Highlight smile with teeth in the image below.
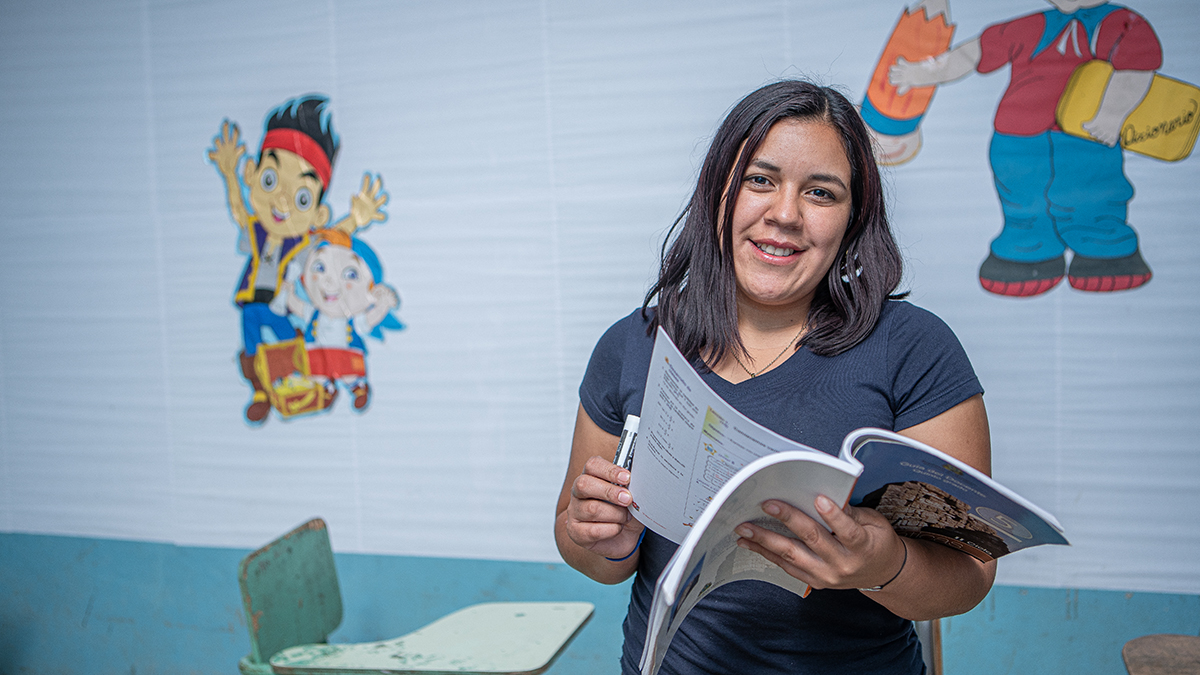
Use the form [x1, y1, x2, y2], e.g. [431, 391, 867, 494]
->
[755, 241, 796, 257]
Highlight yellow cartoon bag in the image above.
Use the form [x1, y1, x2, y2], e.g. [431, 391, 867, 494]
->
[253, 338, 332, 418]
[1057, 60, 1200, 162]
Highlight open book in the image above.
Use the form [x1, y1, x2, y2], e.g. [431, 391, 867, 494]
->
[630, 327, 1069, 675]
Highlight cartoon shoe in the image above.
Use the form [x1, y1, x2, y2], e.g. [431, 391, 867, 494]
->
[978, 253, 1066, 297]
[245, 391, 271, 423]
[1067, 250, 1152, 292]
[239, 352, 271, 423]
[351, 381, 370, 411]
[321, 381, 339, 410]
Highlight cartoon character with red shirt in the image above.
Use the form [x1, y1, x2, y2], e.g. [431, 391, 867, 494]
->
[888, 0, 1162, 296]
[208, 95, 387, 423]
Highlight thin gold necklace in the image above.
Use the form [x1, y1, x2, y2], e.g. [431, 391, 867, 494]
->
[732, 324, 806, 378]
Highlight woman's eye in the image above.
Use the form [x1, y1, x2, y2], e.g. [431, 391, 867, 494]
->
[260, 168, 278, 191]
[810, 188, 834, 200]
[295, 187, 313, 211]
[745, 175, 770, 187]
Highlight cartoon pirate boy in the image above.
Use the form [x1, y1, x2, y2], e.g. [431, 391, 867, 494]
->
[208, 95, 387, 423]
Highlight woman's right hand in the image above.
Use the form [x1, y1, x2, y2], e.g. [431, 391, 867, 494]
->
[564, 456, 644, 559]
[555, 405, 644, 583]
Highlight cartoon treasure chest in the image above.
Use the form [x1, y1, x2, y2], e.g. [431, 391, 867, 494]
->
[253, 338, 332, 418]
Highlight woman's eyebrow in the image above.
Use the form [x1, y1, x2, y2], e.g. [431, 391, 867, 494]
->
[749, 159, 780, 172]
[810, 173, 848, 189]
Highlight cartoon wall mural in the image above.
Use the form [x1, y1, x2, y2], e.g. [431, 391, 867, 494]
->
[863, 0, 1199, 297]
[207, 95, 399, 424]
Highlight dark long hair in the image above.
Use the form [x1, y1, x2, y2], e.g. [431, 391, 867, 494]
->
[643, 80, 905, 364]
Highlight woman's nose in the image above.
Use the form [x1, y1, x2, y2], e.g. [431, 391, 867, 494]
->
[767, 191, 801, 227]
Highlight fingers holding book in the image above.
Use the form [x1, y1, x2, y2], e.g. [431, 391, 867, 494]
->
[734, 495, 908, 592]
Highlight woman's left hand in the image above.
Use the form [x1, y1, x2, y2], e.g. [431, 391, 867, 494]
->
[735, 495, 907, 591]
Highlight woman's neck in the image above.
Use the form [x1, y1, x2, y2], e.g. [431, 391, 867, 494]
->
[708, 296, 810, 383]
[735, 294, 810, 340]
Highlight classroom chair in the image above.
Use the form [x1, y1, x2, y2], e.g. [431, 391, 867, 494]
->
[1122, 633, 1200, 675]
[238, 518, 594, 675]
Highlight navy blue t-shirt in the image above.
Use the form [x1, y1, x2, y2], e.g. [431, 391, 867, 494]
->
[579, 301, 983, 675]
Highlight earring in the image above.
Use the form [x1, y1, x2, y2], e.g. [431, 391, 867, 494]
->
[840, 252, 863, 283]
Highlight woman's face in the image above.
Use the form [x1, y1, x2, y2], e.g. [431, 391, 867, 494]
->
[728, 118, 853, 316]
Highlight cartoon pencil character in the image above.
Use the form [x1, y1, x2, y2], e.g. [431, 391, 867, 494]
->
[208, 95, 387, 423]
[887, 0, 1162, 296]
[282, 230, 401, 412]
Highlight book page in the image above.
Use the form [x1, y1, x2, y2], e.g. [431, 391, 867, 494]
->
[639, 451, 861, 675]
[629, 327, 828, 543]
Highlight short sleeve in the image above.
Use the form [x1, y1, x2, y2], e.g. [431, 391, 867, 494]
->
[885, 304, 984, 431]
[1101, 10, 1162, 71]
[579, 315, 633, 436]
[977, 15, 1039, 74]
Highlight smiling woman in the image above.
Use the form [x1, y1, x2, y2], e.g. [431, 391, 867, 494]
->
[722, 119, 853, 380]
[555, 80, 994, 675]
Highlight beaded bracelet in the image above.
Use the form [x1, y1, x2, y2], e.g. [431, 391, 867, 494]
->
[605, 529, 646, 562]
[859, 538, 908, 592]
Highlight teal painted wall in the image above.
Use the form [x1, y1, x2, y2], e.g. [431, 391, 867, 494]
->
[2, 532, 1198, 675]
[943, 586, 1200, 675]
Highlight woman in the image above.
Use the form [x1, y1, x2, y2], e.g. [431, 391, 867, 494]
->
[555, 80, 993, 674]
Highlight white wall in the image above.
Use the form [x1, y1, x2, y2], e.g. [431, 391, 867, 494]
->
[1, 0, 1197, 594]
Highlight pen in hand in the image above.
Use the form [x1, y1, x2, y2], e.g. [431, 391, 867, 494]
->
[615, 414, 640, 472]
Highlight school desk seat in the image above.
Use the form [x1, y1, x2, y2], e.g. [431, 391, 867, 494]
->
[1122, 633, 1200, 675]
[238, 518, 594, 675]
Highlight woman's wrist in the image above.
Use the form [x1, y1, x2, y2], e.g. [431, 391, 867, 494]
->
[605, 529, 645, 562]
[859, 537, 908, 592]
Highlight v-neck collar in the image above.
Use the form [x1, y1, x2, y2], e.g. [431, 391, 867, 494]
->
[702, 344, 809, 392]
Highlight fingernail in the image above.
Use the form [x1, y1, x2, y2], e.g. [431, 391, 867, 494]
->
[618, 471, 631, 484]
[816, 496, 835, 512]
[736, 526, 754, 539]
[617, 491, 631, 505]
[764, 502, 781, 516]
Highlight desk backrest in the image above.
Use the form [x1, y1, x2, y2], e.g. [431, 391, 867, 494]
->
[238, 518, 344, 664]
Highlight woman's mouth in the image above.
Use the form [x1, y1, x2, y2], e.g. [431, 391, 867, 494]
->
[755, 241, 796, 257]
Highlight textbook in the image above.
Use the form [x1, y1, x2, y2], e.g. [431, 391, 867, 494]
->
[629, 328, 1069, 675]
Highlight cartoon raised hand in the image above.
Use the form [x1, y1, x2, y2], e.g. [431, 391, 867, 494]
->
[362, 283, 400, 332]
[208, 121, 246, 179]
[371, 283, 399, 311]
[335, 173, 389, 234]
[208, 120, 251, 228]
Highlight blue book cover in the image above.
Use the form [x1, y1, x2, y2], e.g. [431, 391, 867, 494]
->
[846, 430, 1069, 562]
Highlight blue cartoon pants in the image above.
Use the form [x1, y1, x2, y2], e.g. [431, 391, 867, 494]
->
[241, 302, 295, 355]
[988, 131, 1138, 263]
